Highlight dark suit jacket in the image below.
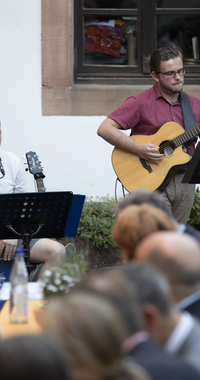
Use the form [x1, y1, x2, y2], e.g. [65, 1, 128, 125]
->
[128, 339, 200, 380]
[184, 299, 200, 320]
[185, 224, 200, 243]
[174, 224, 200, 320]
[175, 291, 200, 320]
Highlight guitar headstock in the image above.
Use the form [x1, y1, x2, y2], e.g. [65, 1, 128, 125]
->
[25, 151, 45, 180]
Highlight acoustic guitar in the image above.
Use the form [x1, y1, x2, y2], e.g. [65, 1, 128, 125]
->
[25, 151, 46, 193]
[25, 151, 46, 280]
[112, 121, 200, 193]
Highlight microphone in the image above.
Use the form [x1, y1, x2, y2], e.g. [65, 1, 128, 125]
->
[0, 157, 5, 177]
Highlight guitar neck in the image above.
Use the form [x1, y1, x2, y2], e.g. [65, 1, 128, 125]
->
[172, 123, 200, 148]
[36, 177, 46, 193]
[25, 151, 46, 192]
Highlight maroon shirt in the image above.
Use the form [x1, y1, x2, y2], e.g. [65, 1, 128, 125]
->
[108, 84, 200, 156]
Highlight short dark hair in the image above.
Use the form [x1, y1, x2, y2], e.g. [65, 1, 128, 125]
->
[71, 270, 143, 336]
[115, 189, 172, 218]
[119, 262, 172, 316]
[150, 47, 183, 73]
[0, 334, 69, 380]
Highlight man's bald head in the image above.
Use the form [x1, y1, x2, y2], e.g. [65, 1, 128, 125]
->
[135, 231, 200, 303]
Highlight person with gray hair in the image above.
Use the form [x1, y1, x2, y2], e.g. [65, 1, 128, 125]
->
[120, 262, 200, 374]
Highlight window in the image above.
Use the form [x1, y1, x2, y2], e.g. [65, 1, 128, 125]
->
[74, 0, 200, 84]
[42, 0, 200, 116]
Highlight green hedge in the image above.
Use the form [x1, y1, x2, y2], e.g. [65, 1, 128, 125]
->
[76, 187, 200, 249]
[188, 187, 200, 226]
[77, 196, 118, 249]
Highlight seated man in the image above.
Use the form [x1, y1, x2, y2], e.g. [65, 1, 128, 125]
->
[69, 269, 200, 380]
[0, 125, 66, 279]
[120, 262, 200, 374]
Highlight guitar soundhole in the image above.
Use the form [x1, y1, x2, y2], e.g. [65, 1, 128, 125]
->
[159, 140, 175, 157]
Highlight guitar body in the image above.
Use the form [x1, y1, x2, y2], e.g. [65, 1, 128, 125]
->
[112, 122, 191, 192]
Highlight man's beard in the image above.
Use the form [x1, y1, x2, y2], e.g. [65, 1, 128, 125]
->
[159, 78, 184, 94]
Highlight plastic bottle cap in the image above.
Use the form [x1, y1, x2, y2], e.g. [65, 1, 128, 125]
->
[15, 248, 25, 256]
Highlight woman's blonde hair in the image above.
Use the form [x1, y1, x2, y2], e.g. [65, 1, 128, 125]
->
[113, 204, 175, 261]
[39, 291, 128, 380]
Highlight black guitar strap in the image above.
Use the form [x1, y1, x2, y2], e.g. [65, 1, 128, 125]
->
[179, 91, 197, 147]
[179, 91, 197, 130]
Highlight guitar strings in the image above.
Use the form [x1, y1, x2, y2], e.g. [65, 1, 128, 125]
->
[159, 141, 175, 154]
[158, 127, 199, 154]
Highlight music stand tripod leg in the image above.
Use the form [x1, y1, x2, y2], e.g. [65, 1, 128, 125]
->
[22, 232, 32, 266]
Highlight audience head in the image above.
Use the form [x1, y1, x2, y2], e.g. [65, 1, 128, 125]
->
[119, 262, 177, 345]
[39, 291, 129, 380]
[115, 189, 172, 217]
[70, 270, 143, 338]
[112, 203, 175, 261]
[0, 333, 69, 380]
[135, 231, 200, 303]
[120, 262, 172, 316]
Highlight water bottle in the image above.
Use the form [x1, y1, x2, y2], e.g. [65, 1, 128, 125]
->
[9, 248, 28, 324]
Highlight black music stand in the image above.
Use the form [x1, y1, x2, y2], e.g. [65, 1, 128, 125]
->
[0, 191, 75, 266]
[182, 141, 200, 184]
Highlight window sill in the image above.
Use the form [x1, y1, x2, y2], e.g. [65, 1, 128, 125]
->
[42, 84, 200, 116]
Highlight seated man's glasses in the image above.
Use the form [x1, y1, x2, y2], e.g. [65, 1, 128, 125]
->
[157, 68, 185, 79]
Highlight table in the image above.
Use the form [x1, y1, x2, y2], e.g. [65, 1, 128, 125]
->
[0, 299, 44, 339]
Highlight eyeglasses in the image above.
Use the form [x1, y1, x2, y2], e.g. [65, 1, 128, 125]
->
[158, 68, 185, 79]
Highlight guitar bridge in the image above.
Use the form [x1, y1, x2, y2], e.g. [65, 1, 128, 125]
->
[139, 157, 153, 173]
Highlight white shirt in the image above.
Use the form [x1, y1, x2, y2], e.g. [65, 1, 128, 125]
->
[165, 311, 195, 354]
[0, 150, 27, 193]
[177, 223, 187, 234]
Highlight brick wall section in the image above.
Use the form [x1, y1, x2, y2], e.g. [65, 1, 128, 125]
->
[42, 0, 73, 87]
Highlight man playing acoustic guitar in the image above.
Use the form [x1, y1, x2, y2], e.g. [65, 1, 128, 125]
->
[97, 47, 200, 224]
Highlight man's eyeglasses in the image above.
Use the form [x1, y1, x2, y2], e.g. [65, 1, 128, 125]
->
[157, 68, 185, 79]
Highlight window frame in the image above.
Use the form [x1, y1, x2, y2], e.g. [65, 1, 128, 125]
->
[74, 0, 200, 85]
